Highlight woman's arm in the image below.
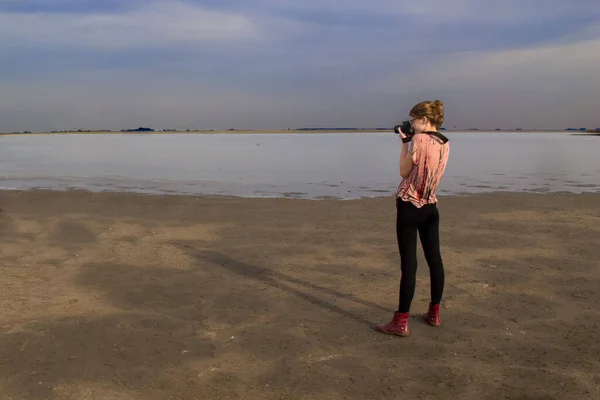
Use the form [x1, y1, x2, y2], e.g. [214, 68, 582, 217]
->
[399, 141, 415, 179]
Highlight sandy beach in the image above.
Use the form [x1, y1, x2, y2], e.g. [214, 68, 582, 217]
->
[1, 190, 599, 399]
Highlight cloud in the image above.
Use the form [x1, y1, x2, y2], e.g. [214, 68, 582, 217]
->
[0, 87, 276, 131]
[367, 23, 600, 129]
[255, 0, 600, 24]
[372, 26, 599, 95]
[414, 38, 600, 91]
[0, 74, 400, 132]
[399, 0, 600, 23]
[0, 1, 261, 49]
[0, 1, 598, 131]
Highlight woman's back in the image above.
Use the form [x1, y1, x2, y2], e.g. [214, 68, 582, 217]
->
[396, 133, 449, 208]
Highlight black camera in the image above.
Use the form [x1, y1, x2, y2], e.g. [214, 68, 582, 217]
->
[393, 120, 414, 136]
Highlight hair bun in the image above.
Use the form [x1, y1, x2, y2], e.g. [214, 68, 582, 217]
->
[409, 99, 445, 128]
[429, 100, 444, 126]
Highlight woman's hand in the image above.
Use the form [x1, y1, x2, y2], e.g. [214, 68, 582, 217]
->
[397, 126, 413, 144]
[397, 126, 409, 140]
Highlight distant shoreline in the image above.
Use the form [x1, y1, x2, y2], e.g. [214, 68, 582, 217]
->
[2, 129, 596, 136]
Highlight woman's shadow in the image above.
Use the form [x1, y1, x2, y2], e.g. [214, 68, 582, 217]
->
[177, 243, 391, 328]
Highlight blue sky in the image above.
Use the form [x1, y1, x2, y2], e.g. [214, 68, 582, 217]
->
[1, 0, 599, 131]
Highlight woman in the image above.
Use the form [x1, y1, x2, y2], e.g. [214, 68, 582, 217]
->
[376, 100, 450, 337]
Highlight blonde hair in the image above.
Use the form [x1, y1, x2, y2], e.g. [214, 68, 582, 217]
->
[410, 100, 444, 129]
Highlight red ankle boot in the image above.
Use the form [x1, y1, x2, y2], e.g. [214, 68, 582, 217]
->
[376, 312, 410, 336]
[424, 303, 441, 327]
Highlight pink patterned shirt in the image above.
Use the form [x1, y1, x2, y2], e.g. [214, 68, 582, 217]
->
[396, 133, 450, 208]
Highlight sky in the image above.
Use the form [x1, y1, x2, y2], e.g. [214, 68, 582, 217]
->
[0, 0, 599, 131]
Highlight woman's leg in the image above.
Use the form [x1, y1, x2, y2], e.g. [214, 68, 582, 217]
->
[418, 205, 445, 306]
[397, 201, 420, 313]
[376, 200, 419, 336]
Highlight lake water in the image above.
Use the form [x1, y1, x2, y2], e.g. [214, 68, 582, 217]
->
[1, 132, 598, 199]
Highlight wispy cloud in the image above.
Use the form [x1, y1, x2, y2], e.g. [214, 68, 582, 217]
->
[369, 22, 600, 129]
[377, 26, 600, 91]
[0, 1, 261, 49]
[253, 0, 600, 23]
[0, 0, 598, 131]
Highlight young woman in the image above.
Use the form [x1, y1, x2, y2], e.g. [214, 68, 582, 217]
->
[376, 100, 450, 337]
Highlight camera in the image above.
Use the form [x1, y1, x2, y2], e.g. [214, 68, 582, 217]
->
[393, 120, 414, 136]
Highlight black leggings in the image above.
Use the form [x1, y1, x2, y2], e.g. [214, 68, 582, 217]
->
[396, 199, 445, 313]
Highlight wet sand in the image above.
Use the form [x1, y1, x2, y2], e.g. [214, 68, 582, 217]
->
[1, 190, 599, 399]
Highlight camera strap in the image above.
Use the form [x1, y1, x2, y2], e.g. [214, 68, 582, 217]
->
[404, 131, 449, 144]
[423, 131, 449, 144]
